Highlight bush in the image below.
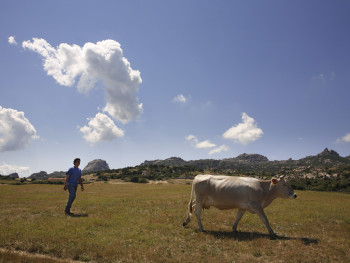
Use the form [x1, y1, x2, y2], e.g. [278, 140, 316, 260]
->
[138, 178, 149, 184]
[130, 177, 139, 183]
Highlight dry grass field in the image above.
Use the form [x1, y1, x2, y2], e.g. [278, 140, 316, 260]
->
[0, 182, 349, 262]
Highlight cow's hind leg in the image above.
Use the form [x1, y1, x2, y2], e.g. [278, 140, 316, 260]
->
[232, 209, 245, 232]
[183, 200, 195, 227]
[194, 198, 205, 232]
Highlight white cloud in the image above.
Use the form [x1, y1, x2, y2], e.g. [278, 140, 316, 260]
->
[311, 72, 336, 84]
[195, 140, 216, 149]
[223, 112, 263, 145]
[336, 133, 350, 143]
[173, 94, 187, 103]
[22, 38, 142, 124]
[0, 162, 31, 177]
[8, 36, 17, 45]
[209, 145, 229, 155]
[80, 113, 124, 144]
[0, 106, 38, 152]
[185, 134, 197, 142]
[186, 134, 216, 149]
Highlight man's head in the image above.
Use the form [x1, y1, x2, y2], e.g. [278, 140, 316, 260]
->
[74, 158, 81, 167]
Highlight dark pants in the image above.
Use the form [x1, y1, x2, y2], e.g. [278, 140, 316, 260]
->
[65, 184, 77, 213]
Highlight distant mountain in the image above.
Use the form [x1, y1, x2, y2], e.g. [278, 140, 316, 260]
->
[8, 173, 19, 178]
[82, 159, 109, 173]
[49, 171, 66, 178]
[140, 148, 350, 171]
[142, 157, 187, 167]
[28, 171, 66, 179]
[297, 148, 347, 166]
[29, 171, 49, 180]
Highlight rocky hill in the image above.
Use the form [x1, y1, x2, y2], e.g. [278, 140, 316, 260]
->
[82, 159, 109, 173]
[8, 173, 19, 178]
[140, 148, 350, 172]
[28, 171, 49, 180]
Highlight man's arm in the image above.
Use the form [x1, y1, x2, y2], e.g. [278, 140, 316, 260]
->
[64, 175, 69, 190]
[79, 177, 84, 191]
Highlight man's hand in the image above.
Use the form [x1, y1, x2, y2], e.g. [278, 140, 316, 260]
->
[64, 185, 67, 191]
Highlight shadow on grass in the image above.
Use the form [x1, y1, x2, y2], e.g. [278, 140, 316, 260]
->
[69, 213, 89, 218]
[202, 230, 319, 245]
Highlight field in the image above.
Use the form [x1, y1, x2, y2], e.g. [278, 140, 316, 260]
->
[0, 182, 349, 262]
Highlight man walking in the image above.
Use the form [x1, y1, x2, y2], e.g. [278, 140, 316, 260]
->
[64, 158, 84, 216]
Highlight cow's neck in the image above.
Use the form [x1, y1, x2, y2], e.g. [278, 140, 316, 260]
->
[261, 181, 279, 208]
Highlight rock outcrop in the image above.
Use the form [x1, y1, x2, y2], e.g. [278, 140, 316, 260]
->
[29, 171, 49, 180]
[8, 173, 19, 178]
[82, 159, 109, 173]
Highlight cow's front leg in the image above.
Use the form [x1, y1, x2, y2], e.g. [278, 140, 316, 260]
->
[232, 209, 245, 232]
[255, 208, 276, 236]
[249, 203, 276, 236]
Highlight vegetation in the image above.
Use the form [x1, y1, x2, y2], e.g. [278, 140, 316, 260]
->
[0, 183, 349, 262]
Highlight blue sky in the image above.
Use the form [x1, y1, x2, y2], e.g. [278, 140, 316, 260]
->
[1, 1, 350, 177]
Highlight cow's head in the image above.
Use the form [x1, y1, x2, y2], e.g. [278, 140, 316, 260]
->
[271, 176, 297, 199]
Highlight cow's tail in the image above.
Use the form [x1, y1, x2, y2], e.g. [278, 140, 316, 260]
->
[183, 181, 195, 227]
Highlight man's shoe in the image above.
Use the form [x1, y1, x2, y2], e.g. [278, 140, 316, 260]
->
[65, 211, 74, 216]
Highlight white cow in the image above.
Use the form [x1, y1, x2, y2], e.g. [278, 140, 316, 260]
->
[183, 174, 297, 236]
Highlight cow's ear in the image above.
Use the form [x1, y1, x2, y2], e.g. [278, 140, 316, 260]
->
[271, 178, 278, 184]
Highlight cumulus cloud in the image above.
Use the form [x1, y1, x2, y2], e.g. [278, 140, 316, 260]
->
[80, 113, 124, 144]
[195, 140, 216, 149]
[223, 113, 263, 145]
[8, 36, 17, 45]
[209, 145, 229, 155]
[336, 133, 350, 143]
[0, 106, 38, 152]
[22, 38, 142, 124]
[186, 134, 216, 149]
[0, 162, 31, 177]
[173, 94, 187, 103]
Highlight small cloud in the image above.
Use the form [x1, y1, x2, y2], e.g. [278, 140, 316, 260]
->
[196, 140, 216, 149]
[223, 112, 263, 145]
[313, 73, 326, 82]
[336, 133, 350, 143]
[311, 72, 336, 84]
[8, 36, 17, 45]
[80, 113, 124, 144]
[185, 134, 198, 142]
[209, 145, 229, 155]
[0, 105, 38, 152]
[173, 94, 188, 103]
[186, 134, 216, 149]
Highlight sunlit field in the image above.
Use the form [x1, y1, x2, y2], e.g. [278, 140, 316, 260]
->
[1, 182, 349, 262]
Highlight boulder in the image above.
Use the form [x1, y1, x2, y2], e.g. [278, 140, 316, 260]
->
[82, 159, 109, 173]
[8, 173, 19, 178]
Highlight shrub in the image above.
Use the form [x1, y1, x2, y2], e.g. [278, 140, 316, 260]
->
[130, 177, 139, 183]
[138, 178, 148, 184]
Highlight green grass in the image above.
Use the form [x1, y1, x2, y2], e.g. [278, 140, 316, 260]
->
[0, 183, 349, 262]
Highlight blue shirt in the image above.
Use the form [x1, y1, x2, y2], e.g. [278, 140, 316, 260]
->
[66, 167, 81, 187]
